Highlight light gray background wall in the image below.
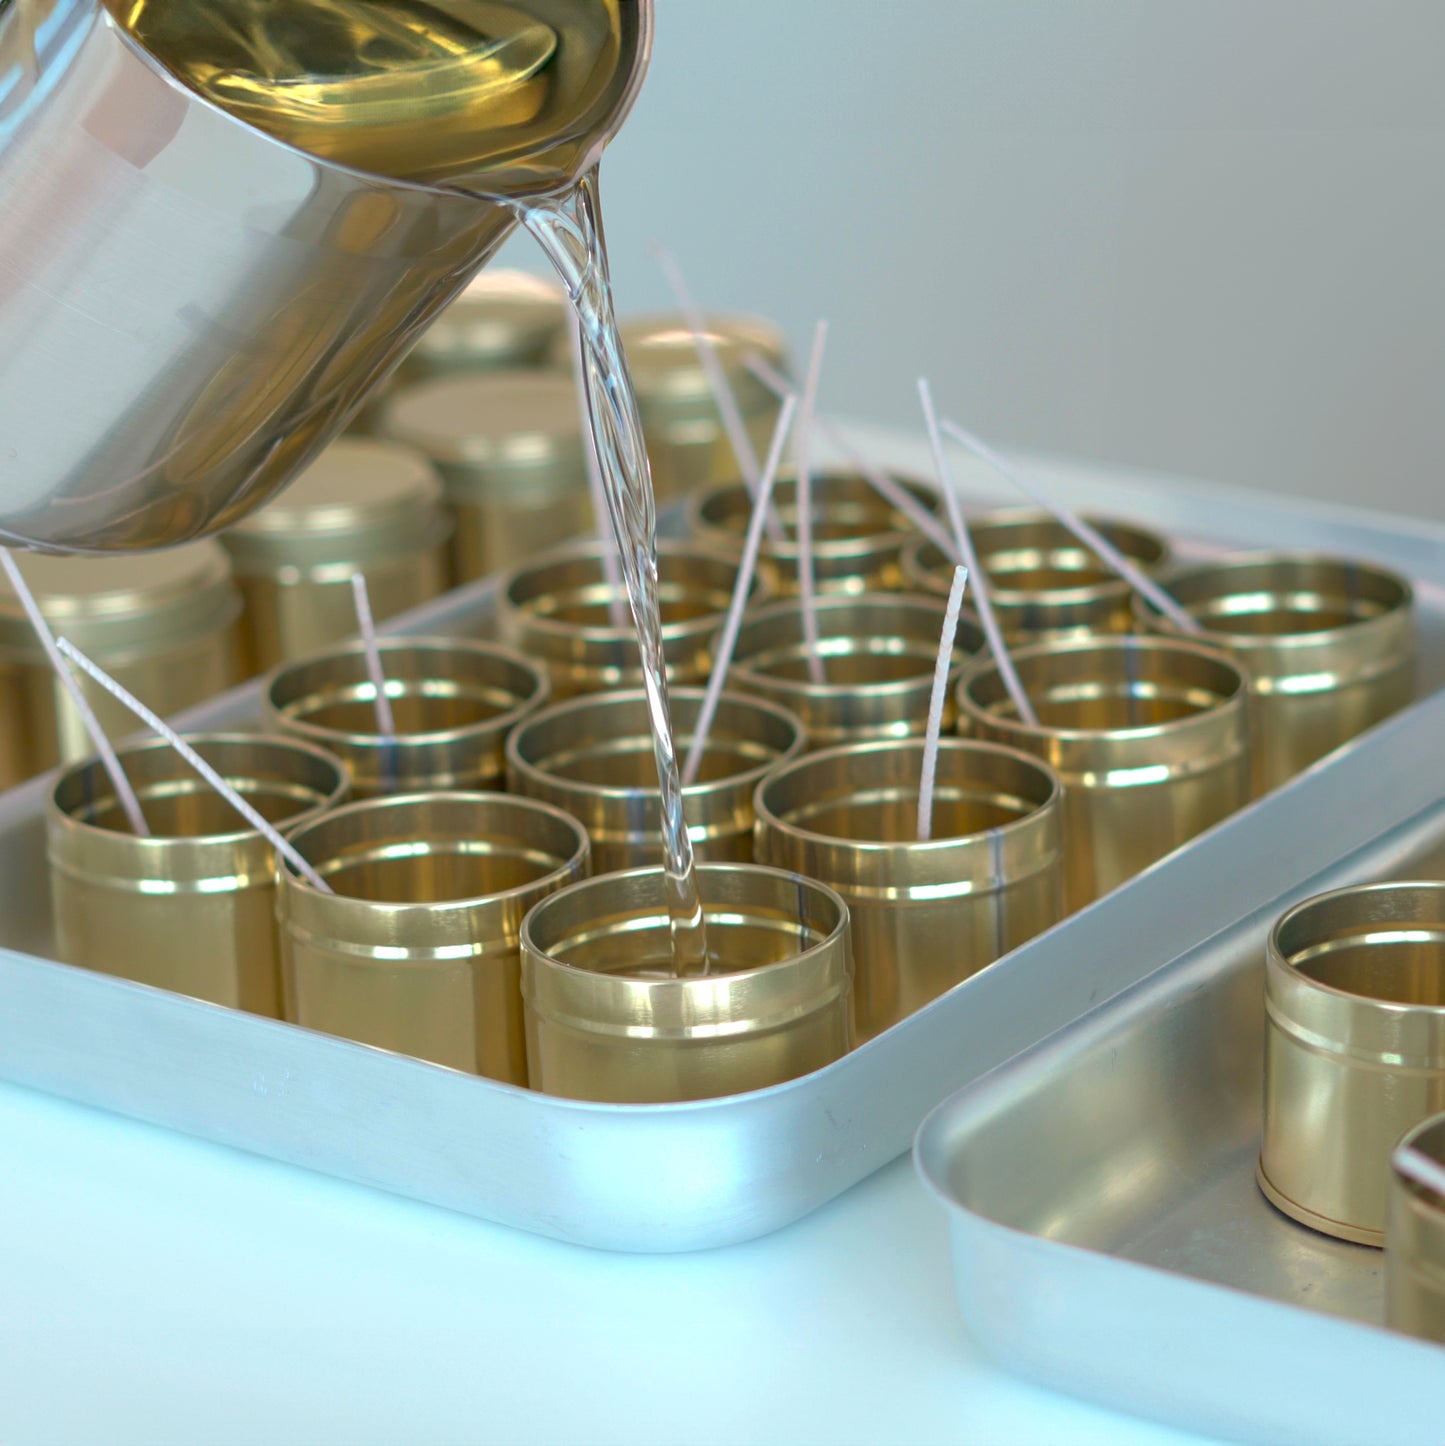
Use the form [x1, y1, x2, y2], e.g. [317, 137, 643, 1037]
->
[496, 0, 1445, 520]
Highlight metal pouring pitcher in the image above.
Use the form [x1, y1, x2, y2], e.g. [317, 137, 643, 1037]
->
[0, 0, 651, 554]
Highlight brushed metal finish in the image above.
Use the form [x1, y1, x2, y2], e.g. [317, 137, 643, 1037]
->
[279, 791, 589, 1083]
[1387, 1112, 1445, 1344]
[47, 733, 348, 1018]
[264, 637, 549, 798]
[728, 592, 984, 748]
[902, 508, 1170, 639]
[754, 739, 1064, 1040]
[687, 472, 938, 595]
[0, 0, 651, 553]
[496, 540, 762, 699]
[1135, 552, 1416, 795]
[1260, 881, 1445, 1244]
[916, 799, 1445, 1446]
[521, 863, 852, 1102]
[957, 634, 1252, 909]
[506, 686, 804, 871]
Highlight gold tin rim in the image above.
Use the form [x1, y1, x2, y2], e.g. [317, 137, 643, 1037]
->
[1391, 1112, 1445, 1268]
[506, 686, 806, 804]
[263, 635, 550, 753]
[1134, 550, 1415, 684]
[901, 507, 1170, 607]
[407, 269, 567, 370]
[729, 591, 985, 703]
[614, 313, 788, 408]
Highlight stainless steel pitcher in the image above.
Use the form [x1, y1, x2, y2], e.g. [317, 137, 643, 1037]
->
[0, 0, 650, 553]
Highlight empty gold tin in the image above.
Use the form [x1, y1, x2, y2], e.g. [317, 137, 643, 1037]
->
[1260, 881, 1445, 1246]
[278, 792, 589, 1082]
[1386, 1111, 1445, 1343]
[687, 471, 939, 595]
[0, 543, 242, 789]
[48, 733, 348, 1018]
[221, 436, 450, 673]
[601, 313, 789, 502]
[264, 637, 549, 799]
[507, 687, 805, 872]
[957, 636, 1251, 910]
[521, 863, 853, 1103]
[902, 508, 1170, 639]
[728, 592, 984, 749]
[754, 739, 1064, 1041]
[496, 540, 761, 700]
[379, 372, 590, 584]
[398, 269, 569, 381]
[1134, 553, 1415, 795]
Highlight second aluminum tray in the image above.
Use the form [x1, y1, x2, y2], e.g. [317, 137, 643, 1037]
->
[1, 433, 1444, 1252]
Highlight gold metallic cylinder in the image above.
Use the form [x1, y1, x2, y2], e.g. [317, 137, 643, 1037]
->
[278, 792, 589, 1082]
[47, 733, 349, 1018]
[220, 436, 451, 674]
[728, 592, 984, 749]
[521, 863, 853, 1103]
[902, 508, 1170, 639]
[754, 739, 1064, 1041]
[496, 540, 763, 700]
[957, 635, 1251, 910]
[263, 637, 549, 799]
[1259, 881, 1445, 1246]
[598, 313, 789, 502]
[1133, 553, 1415, 795]
[1386, 1112, 1445, 1343]
[398, 269, 569, 381]
[507, 687, 804, 873]
[0, 543, 242, 790]
[379, 372, 591, 585]
[687, 470, 940, 595]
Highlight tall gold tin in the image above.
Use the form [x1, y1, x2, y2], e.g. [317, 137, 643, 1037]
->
[278, 792, 589, 1082]
[902, 508, 1170, 639]
[687, 471, 939, 595]
[754, 739, 1064, 1041]
[398, 270, 569, 381]
[1134, 553, 1415, 795]
[379, 372, 590, 584]
[496, 540, 761, 700]
[595, 313, 789, 502]
[264, 637, 549, 799]
[957, 636, 1251, 910]
[47, 734, 348, 1018]
[521, 863, 853, 1103]
[1386, 1112, 1445, 1343]
[0, 543, 242, 789]
[221, 436, 450, 673]
[507, 687, 804, 873]
[728, 592, 984, 749]
[1259, 881, 1445, 1246]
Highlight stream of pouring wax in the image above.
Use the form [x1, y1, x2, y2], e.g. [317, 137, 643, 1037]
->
[107, 0, 711, 975]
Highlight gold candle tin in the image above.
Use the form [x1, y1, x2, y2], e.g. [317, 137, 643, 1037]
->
[902, 508, 1170, 639]
[1386, 1112, 1445, 1343]
[754, 739, 1064, 1041]
[727, 592, 984, 749]
[1133, 553, 1415, 795]
[47, 733, 348, 1018]
[379, 372, 591, 584]
[221, 436, 450, 673]
[957, 636, 1251, 910]
[496, 540, 761, 700]
[0, 543, 241, 790]
[264, 637, 549, 799]
[506, 687, 805, 873]
[278, 792, 589, 1082]
[521, 863, 853, 1103]
[1259, 881, 1445, 1246]
[599, 313, 789, 502]
[687, 470, 939, 595]
[398, 269, 569, 381]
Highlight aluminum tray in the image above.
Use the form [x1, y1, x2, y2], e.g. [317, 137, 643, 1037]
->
[3, 437, 1445, 1253]
[916, 801, 1445, 1445]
